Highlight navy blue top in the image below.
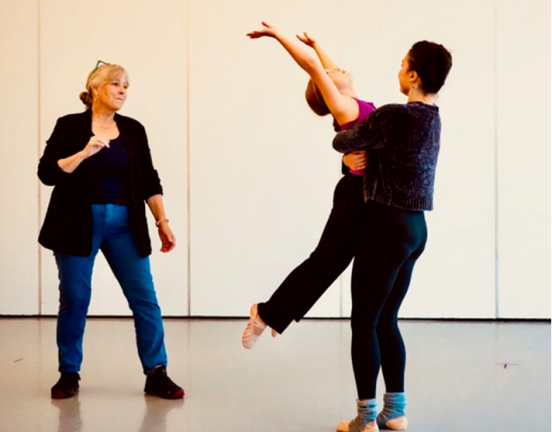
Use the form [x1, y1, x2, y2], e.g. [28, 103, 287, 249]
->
[38, 110, 163, 257]
[86, 136, 131, 204]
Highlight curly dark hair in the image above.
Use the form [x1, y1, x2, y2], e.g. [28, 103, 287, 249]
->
[408, 41, 452, 94]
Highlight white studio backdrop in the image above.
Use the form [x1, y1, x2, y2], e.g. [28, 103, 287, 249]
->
[0, 0, 549, 319]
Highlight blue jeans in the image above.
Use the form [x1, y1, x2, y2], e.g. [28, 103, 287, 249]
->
[54, 204, 167, 375]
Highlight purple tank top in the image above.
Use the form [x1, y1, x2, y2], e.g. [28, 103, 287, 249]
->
[338, 98, 376, 176]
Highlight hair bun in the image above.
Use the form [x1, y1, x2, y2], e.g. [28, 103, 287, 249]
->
[79, 91, 91, 107]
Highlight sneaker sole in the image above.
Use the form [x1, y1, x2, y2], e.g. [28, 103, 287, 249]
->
[51, 389, 78, 399]
[145, 389, 185, 399]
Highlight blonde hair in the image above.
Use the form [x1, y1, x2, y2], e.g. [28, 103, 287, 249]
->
[79, 63, 128, 109]
[305, 79, 330, 117]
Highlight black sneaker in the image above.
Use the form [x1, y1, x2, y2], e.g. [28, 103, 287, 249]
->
[144, 366, 184, 399]
[51, 372, 80, 399]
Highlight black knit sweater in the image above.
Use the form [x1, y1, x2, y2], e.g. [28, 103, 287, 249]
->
[333, 101, 441, 211]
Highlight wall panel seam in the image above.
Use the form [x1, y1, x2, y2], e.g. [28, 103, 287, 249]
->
[493, 0, 500, 319]
[37, 0, 43, 316]
[185, 0, 192, 317]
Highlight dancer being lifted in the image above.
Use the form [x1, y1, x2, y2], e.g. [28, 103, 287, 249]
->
[242, 22, 375, 346]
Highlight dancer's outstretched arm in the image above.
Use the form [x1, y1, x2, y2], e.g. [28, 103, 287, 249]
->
[247, 22, 358, 125]
[296, 32, 338, 72]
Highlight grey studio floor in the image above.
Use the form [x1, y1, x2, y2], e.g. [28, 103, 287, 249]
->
[0, 318, 549, 432]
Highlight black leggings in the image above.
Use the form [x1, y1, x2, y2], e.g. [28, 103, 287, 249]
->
[351, 201, 427, 399]
[258, 174, 366, 334]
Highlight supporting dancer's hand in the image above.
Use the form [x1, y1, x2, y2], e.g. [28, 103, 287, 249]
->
[246, 21, 278, 39]
[343, 151, 367, 171]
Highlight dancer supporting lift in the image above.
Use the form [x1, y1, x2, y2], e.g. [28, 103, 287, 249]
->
[331, 41, 452, 432]
[242, 21, 375, 347]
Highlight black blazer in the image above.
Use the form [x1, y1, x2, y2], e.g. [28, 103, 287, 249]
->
[38, 110, 163, 257]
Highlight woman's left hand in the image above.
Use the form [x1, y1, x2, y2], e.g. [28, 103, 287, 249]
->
[158, 222, 176, 253]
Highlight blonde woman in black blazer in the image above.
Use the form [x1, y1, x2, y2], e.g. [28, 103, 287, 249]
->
[39, 61, 183, 400]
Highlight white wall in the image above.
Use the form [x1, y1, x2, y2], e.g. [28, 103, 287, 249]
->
[189, 0, 344, 317]
[496, 0, 551, 318]
[0, 0, 40, 315]
[0, 0, 549, 319]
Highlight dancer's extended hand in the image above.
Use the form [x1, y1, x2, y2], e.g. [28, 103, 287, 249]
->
[247, 21, 278, 39]
[296, 32, 317, 47]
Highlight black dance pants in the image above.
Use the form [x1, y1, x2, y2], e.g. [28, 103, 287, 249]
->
[257, 173, 366, 334]
[350, 201, 427, 399]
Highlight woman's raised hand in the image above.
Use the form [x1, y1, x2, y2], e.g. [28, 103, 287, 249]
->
[81, 135, 110, 159]
[296, 32, 317, 47]
[246, 21, 278, 39]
